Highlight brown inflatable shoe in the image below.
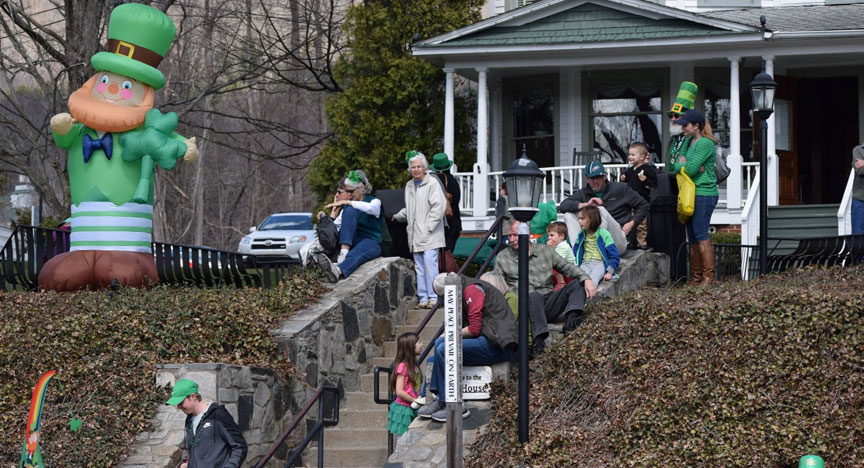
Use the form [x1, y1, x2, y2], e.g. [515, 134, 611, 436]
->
[38, 250, 158, 291]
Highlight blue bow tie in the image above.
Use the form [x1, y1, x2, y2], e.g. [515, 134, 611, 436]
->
[82, 133, 113, 163]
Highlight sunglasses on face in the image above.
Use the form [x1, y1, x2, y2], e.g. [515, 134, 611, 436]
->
[669, 114, 680, 120]
[345, 188, 357, 194]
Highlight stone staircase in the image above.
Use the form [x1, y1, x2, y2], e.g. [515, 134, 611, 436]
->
[305, 304, 442, 467]
[303, 250, 669, 467]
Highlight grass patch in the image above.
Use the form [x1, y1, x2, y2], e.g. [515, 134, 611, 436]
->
[467, 265, 864, 467]
[0, 270, 324, 466]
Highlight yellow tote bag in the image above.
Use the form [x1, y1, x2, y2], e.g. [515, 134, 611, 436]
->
[676, 168, 695, 224]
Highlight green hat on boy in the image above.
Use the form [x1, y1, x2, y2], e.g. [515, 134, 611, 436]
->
[90, 3, 177, 90]
[668, 81, 698, 115]
[165, 378, 198, 405]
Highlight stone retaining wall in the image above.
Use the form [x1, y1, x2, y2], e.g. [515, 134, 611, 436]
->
[270, 257, 416, 405]
[119, 363, 291, 468]
[123, 257, 417, 467]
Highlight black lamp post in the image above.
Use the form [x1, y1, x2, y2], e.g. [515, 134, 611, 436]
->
[749, 69, 777, 276]
[502, 145, 544, 444]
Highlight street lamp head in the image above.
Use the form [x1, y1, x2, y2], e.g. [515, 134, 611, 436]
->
[749, 70, 777, 119]
[503, 145, 545, 222]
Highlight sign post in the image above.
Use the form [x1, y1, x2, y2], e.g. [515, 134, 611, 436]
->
[443, 278, 463, 468]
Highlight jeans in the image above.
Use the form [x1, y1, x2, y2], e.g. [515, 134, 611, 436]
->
[686, 195, 719, 243]
[337, 206, 381, 277]
[852, 198, 864, 235]
[429, 335, 512, 394]
[413, 249, 439, 303]
[526, 279, 587, 341]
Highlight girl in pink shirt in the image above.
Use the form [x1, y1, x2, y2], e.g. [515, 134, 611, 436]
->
[387, 332, 424, 435]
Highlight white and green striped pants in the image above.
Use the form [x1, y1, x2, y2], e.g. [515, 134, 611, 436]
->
[70, 201, 153, 253]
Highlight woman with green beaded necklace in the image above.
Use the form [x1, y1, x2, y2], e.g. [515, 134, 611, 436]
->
[670, 109, 718, 285]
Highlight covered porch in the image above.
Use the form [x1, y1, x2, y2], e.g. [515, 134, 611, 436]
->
[413, 0, 864, 240]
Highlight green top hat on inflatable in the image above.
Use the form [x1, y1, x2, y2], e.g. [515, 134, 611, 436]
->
[90, 3, 176, 90]
[668, 81, 698, 116]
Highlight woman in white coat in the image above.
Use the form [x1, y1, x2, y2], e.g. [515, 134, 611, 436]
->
[393, 152, 446, 308]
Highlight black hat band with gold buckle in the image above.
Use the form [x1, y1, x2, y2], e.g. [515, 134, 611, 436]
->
[106, 39, 163, 68]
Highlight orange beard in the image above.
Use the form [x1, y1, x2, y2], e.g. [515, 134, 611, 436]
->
[67, 76, 154, 133]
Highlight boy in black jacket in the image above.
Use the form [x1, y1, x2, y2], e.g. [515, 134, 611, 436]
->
[619, 142, 657, 248]
[167, 378, 248, 468]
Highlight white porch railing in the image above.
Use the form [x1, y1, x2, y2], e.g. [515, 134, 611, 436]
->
[456, 161, 761, 217]
[837, 169, 855, 235]
[740, 169, 760, 280]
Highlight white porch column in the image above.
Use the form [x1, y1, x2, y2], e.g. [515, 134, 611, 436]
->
[726, 57, 743, 211]
[473, 68, 490, 217]
[763, 56, 779, 206]
[444, 68, 455, 165]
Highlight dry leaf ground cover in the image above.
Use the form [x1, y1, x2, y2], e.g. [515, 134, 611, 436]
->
[0, 270, 323, 467]
[468, 265, 864, 467]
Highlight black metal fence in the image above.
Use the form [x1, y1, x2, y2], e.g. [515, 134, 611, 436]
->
[1, 225, 298, 291]
[674, 234, 864, 283]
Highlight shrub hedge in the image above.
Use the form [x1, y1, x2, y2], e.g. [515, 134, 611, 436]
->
[467, 265, 864, 467]
[0, 271, 323, 466]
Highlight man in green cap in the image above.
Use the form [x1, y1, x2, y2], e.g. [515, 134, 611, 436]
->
[41, 3, 198, 292]
[167, 379, 247, 468]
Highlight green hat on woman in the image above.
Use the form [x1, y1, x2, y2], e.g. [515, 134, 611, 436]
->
[430, 152, 453, 171]
[668, 81, 698, 115]
[90, 3, 177, 90]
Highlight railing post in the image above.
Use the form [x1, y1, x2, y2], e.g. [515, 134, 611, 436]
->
[443, 278, 463, 468]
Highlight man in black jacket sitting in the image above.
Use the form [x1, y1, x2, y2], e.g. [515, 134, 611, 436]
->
[559, 160, 649, 253]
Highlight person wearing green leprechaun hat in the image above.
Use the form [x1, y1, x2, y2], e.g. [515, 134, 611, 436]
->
[40, 3, 198, 292]
[665, 81, 698, 170]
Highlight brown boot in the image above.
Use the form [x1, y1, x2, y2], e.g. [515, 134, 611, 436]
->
[688, 243, 703, 285]
[699, 240, 715, 285]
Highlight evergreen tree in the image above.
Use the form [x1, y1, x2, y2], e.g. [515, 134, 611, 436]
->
[310, 0, 481, 197]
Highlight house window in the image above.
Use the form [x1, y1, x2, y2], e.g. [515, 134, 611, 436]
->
[590, 79, 663, 163]
[702, 78, 753, 161]
[511, 84, 555, 169]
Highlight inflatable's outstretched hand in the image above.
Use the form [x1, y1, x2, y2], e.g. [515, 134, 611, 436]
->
[50, 113, 76, 136]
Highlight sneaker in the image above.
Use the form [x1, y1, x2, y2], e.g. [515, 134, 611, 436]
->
[417, 395, 444, 419]
[417, 300, 429, 309]
[316, 253, 341, 283]
[608, 273, 620, 283]
[562, 310, 584, 334]
[431, 403, 470, 422]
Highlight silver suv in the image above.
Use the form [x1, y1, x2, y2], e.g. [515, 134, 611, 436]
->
[238, 212, 314, 262]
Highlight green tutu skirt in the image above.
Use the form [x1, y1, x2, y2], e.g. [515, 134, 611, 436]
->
[387, 401, 418, 435]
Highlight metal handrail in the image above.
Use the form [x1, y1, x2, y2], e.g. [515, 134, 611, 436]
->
[255, 384, 340, 468]
[373, 213, 508, 455]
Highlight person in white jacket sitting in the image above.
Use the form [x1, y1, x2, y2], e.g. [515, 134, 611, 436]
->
[392, 151, 446, 308]
[315, 170, 383, 282]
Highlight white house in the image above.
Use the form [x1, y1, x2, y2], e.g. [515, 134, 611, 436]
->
[413, 0, 864, 246]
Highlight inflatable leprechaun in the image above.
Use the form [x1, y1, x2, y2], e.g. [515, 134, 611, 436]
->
[40, 3, 198, 291]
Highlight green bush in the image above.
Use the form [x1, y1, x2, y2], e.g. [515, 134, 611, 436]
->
[711, 231, 742, 244]
[0, 271, 323, 467]
[467, 265, 864, 467]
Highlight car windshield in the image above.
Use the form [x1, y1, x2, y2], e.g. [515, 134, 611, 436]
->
[258, 214, 313, 231]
